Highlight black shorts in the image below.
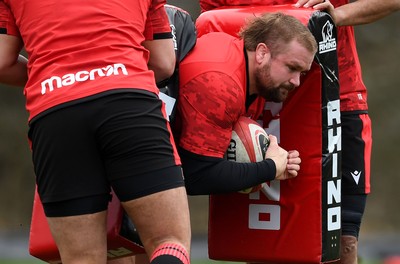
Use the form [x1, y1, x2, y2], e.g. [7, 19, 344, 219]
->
[29, 90, 184, 216]
[341, 112, 371, 195]
[340, 112, 371, 237]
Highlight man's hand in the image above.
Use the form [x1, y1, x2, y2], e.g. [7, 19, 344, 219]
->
[286, 150, 301, 178]
[265, 135, 301, 180]
[295, 0, 336, 24]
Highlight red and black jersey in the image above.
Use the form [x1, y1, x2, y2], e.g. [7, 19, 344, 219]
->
[199, 0, 368, 112]
[0, 0, 172, 121]
[178, 32, 265, 158]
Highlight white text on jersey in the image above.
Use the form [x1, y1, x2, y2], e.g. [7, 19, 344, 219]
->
[41, 63, 128, 95]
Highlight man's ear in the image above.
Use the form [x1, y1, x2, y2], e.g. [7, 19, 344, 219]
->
[255, 43, 270, 64]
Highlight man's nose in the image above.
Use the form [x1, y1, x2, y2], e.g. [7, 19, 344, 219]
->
[289, 72, 301, 87]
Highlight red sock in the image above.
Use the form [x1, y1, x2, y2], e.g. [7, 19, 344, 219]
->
[150, 243, 189, 264]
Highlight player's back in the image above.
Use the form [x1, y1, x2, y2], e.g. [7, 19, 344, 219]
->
[3, 0, 158, 120]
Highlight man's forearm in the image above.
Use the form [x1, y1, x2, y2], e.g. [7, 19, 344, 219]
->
[0, 54, 28, 87]
[333, 0, 400, 26]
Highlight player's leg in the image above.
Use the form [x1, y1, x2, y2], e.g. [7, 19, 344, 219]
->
[101, 91, 191, 264]
[333, 113, 371, 264]
[110, 164, 191, 264]
[46, 210, 108, 264]
[329, 193, 367, 264]
[121, 186, 191, 263]
[134, 254, 150, 264]
[107, 212, 149, 264]
[29, 99, 113, 264]
[106, 175, 190, 264]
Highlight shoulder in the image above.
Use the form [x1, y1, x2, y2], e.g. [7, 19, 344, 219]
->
[181, 33, 242, 66]
[0, 2, 20, 37]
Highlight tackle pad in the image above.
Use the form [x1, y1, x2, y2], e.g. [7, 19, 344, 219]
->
[197, 6, 342, 263]
[29, 188, 144, 263]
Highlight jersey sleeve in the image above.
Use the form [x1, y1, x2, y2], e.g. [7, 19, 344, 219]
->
[164, 4, 197, 63]
[144, 0, 172, 40]
[179, 147, 276, 195]
[178, 72, 245, 158]
[0, 1, 20, 37]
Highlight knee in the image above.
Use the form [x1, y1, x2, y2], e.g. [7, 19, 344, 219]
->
[341, 235, 357, 254]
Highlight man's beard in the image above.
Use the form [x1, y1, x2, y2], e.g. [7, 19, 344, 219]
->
[254, 63, 294, 103]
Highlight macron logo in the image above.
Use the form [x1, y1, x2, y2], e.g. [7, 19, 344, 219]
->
[41, 63, 128, 95]
[350, 170, 362, 185]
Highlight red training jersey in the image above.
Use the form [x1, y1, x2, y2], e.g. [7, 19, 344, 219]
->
[0, 0, 172, 121]
[199, 0, 368, 112]
[178, 32, 265, 158]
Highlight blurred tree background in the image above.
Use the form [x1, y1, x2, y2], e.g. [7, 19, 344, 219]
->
[0, 0, 399, 244]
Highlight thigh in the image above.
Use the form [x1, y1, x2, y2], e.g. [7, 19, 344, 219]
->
[47, 211, 108, 264]
[341, 113, 372, 195]
[121, 185, 191, 257]
[97, 92, 190, 256]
